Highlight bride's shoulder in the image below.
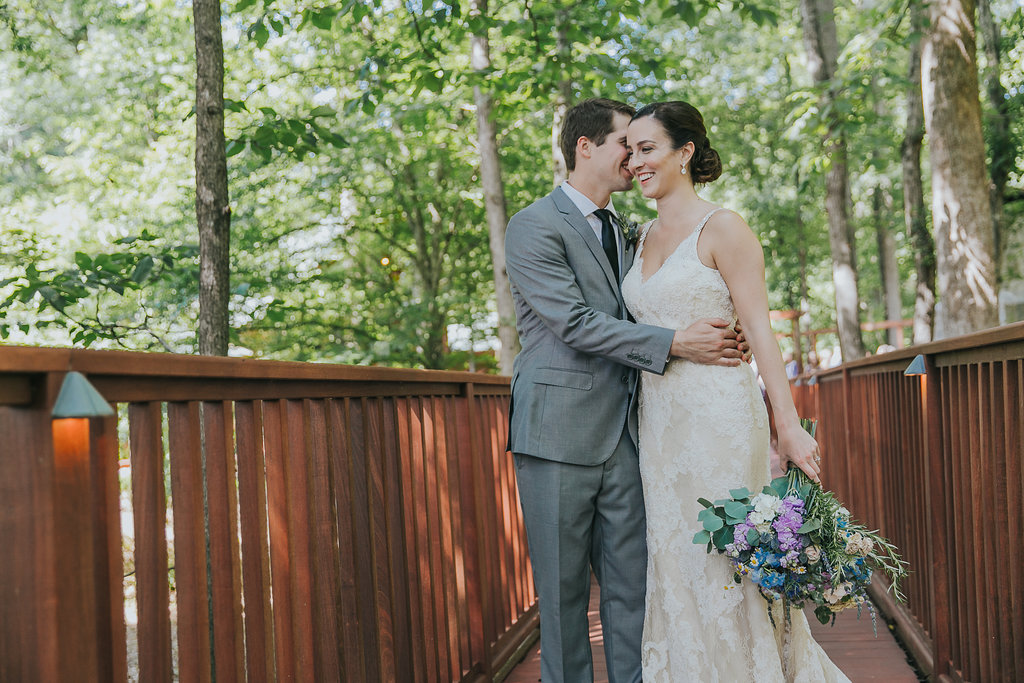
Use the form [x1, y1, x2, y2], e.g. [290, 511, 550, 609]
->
[705, 208, 755, 239]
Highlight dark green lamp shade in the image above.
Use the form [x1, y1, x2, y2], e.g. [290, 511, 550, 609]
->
[51, 371, 115, 418]
[904, 354, 927, 376]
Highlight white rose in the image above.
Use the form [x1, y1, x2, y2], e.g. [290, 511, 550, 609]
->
[750, 493, 782, 521]
[805, 546, 821, 564]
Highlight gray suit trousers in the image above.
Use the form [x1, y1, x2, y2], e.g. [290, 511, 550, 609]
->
[514, 426, 647, 683]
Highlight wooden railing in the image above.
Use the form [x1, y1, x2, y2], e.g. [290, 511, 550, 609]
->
[792, 322, 1024, 683]
[0, 347, 535, 682]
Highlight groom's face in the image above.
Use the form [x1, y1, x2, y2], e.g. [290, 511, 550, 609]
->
[588, 112, 635, 194]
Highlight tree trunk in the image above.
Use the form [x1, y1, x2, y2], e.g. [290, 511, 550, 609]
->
[470, 0, 519, 374]
[977, 0, 1010, 273]
[873, 188, 903, 347]
[551, 13, 572, 186]
[800, 0, 865, 361]
[194, 0, 230, 356]
[922, 0, 999, 336]
[901, 1, 936, 344]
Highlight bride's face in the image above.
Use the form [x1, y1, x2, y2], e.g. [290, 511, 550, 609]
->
[627, 117, 691, 199]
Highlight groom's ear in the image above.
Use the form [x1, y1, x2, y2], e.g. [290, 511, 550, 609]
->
[576, 135, 592, 161]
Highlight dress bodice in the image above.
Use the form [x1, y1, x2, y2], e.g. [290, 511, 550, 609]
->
[621, 209, 736, 331]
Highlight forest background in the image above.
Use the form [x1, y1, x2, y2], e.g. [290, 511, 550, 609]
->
[2, 0, 1022, 374]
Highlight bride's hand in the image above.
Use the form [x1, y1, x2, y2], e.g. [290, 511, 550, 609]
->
[776, 420, 821, 483]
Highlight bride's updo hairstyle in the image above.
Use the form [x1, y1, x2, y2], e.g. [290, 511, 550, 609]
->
[632, 101, 722, 184]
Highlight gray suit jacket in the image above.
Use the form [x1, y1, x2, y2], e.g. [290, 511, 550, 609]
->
[505, 186, 674, 465]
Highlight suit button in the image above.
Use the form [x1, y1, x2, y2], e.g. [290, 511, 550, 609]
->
[621, 375, 629, 384]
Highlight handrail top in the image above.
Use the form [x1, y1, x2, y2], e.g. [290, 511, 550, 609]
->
[0, 343, 511, 385]
[814, 320, 1024, 378]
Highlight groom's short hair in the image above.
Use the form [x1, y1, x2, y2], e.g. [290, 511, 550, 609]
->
[560, 98, 636, 171]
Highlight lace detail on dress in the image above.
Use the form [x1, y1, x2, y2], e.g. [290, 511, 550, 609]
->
[620, 210, 850, 683]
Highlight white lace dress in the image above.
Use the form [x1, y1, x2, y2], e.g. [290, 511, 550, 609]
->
[620, 210, 850, 683]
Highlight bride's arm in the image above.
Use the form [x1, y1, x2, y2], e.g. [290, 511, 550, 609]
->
[702, 211, 822, 482]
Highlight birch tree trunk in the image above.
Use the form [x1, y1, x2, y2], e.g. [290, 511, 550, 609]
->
[551, 12, 572, 186]
[902, 0, 936, 343]
[873, 188, 903, 347]
[977, 0, 1011, 272]
[194, 0, 230, 356]
[799, 0, 866, 361]
[922, 0, 999, 336]
[470, 0, 519, 373]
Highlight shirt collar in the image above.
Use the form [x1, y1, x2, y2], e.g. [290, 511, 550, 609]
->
[561, 181, 618, 220]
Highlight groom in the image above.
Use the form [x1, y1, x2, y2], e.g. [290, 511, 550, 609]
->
[504, 97, 745, 683]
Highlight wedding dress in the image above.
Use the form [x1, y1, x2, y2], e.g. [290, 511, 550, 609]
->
[620, 209, 850, 682]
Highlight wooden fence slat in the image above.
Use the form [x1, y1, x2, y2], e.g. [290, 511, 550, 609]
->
[203, 401, 245, 683]
[420, 397, 449, 681]
[364, 397, 398, 681]
[443, 396, 471, 674]
[263, 400, 296, 682]
[0, 400, 58, 683]
[327, 398, 364, 683]
[346, 398, 383, 682]
[284, 400, 316, 681]
[395, 397, 427, 683]
[234, 401, 276, 682]
[52, 415, 100, 682]
[455, 393, 485, 671]
[167, 401, 212, 683]
[1006, 361, 1024, 680]
[128, 402, 173, 683]
[91, 414, 128, 683]
[306, 399, 343, 682]
[380, 398, 415, 683]
[431, 396, 460, 679]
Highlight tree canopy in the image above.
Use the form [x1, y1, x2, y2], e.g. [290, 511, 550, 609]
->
[2, 0, 1022, 368]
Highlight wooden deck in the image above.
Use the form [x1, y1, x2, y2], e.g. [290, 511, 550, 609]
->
[503, 577, 921, 682]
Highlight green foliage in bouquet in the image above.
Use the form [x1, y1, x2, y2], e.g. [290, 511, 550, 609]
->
[693, 419, 909, 626]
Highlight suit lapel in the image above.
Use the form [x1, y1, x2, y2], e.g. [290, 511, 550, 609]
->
[551, 187, 622, 294]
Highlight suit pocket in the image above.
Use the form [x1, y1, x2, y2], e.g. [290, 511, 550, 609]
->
[533, 367, 593, 391]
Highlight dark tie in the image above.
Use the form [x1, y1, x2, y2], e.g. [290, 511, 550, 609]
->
[594, 208, 619, 281]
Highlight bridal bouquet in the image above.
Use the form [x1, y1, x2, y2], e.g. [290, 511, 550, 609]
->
[692, 420, 908, 627]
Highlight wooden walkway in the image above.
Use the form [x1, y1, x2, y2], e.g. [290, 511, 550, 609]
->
[503, 578, 921, 682]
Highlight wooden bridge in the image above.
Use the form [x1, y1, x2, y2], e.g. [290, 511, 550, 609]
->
[0, 321, 1021, 681]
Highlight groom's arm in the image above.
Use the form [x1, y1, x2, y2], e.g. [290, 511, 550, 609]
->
[506, 208, 674, 374]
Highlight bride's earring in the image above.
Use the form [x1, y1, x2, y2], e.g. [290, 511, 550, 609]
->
[680, 164, 687, 176]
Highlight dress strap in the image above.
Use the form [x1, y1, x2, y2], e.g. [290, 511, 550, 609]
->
[692, 208, 724, 239]
[636, 219, 657, 257]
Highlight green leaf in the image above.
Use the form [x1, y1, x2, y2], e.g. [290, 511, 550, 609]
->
[311, 8, 336, 30]
[797, 519, 821, 534]
[746, 528, 760, 545]
[815, 605, 832, 625]
[131, 255, 154, 283]
[692, 529, 711, 545]
[712, 526, 731, 550]
[729, 487, 752, 500]
[697, 497, 714, 509]
[308, 105, 336, 118]
[724, 501, 749, 522]
[250, 20, 269, 47]
[235, 0, 257, 10]
[225, 139, 246, 157]
[699, 512, 724, 532]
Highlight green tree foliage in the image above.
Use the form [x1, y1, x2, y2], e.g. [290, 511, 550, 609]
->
[2, 0, 1022, 367]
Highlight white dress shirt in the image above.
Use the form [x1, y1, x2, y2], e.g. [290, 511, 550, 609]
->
[561, 181, 622, 274]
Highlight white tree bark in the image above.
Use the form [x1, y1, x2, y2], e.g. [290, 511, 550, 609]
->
[800, 0, 866, 361]
[922, 0, 999, 336]
[470, 0, 519, 373]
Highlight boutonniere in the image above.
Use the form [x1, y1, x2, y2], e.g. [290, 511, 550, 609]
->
[616, 215, 642, 246]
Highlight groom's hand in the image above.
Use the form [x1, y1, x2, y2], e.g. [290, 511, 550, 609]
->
[670, 318, 743, 366]
[734, 321, 753, 364]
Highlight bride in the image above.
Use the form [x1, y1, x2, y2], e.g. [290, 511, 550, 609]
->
[621, 101, 850, 682]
